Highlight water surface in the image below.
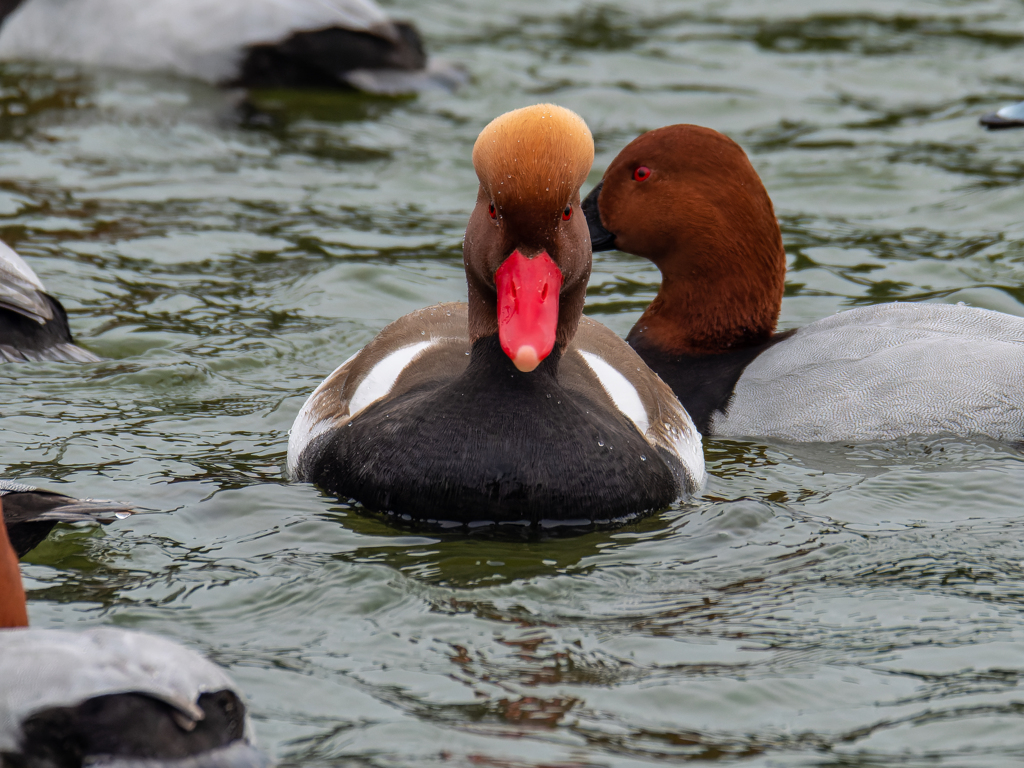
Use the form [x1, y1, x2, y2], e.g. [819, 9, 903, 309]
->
[3, 1, 1024, 765]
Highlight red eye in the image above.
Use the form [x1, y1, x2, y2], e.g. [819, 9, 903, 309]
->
[562, 204, 572, 221]
[633, 166, 651, 182]
[489, 202, 497, 220]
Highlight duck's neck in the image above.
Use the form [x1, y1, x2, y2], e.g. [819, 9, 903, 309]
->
[0, 517, 28, 629]
[627, 241, 785, 358]
[469, 333, 563, 379]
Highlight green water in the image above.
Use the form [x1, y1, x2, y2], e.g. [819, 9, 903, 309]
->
[3, 0, 1024, 765]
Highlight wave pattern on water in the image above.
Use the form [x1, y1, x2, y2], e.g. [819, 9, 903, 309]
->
[1, 0, 1024, 765]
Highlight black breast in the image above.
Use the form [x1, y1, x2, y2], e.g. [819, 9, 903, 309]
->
[295, 335, 681, 532]
[631, 330, 796, 435]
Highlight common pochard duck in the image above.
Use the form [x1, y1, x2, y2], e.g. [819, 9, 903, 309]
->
[583, 124, 1024, 442]
[0, 500, 269, 768]
[288, 104, 704, 531]
[1, 480, 133, 558]
[980, 100, 1024, 129]
[0, 240, 98, 363]
[0, 0, 464, 96]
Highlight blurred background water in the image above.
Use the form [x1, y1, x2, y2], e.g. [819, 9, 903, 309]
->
[3, 0, 1024, 765]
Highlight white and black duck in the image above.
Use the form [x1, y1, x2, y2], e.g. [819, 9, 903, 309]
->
[288, 104, 704, 533]
[0, 0, 465, 95]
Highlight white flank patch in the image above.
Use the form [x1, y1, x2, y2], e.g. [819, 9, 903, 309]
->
[579, 351, 649, 434]
[286, 400, 336, 476]
[286, 340, 432, 476]
[347, 341, 431, 417]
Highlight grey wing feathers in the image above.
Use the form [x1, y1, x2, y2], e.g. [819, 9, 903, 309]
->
[715, 303, 1024, 441]
[0, 480, 38, 495]
[0, 341, 101, 363]
[0, 0, 396, 83]
[0, 240, 53, 325]
[0, 482, 134, 523]
[13, 500, 134, 524]
[343, 59, 469, 95]
[0, 628, 244, 751]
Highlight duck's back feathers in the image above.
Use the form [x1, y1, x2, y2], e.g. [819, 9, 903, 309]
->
[713, 303, 1024, 441]
[0, 0, 464, 94]
[0, 627, 265, 765]
[1, 480, 134, 557]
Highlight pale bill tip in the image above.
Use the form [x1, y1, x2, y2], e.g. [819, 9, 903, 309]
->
[512, 346, 541, 372]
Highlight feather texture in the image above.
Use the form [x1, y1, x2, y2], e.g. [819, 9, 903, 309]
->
[0, 0, 395, 82]
[0, 627, 247, 751]
[713, 303, 1024, 441]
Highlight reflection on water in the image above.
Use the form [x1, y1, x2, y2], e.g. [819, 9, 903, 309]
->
[3, 0, 1024, 765]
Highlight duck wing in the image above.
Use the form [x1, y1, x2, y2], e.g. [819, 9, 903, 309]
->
[713, 303, 1024, 441]
[1, 480, 134, 557]
[566, 316, 705, 494]
[0, 0, 401, 84]
[0, 627, 266, 765]
[0, 241, 99, 364]
[288, 302, 470, 477]
[0, 240, 52, 325]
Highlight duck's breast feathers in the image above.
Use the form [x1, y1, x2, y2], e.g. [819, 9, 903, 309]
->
[714, 302, 1024, 442]
[0, 0, 396, 82]
[0, 627, 246, 751]
[567, 317, 705, 493]
[288, 302, 470, 477]
[0, 240, 53, 325]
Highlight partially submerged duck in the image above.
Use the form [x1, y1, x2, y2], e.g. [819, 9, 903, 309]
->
[0, 0, 465, 96]
[288, 104, 704, 532]
[980, 100, 1024, 129]
[583, 123, 1024, 442]
[0, 239, 98, 363]
[0, 499, 269, 768]
[1, 480, 133, 558]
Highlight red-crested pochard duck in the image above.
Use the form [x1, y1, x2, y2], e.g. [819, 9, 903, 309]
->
[0, 0, 465, 96]
[0, 500, 270, 768]
[1, 480, 134, 558]
[583, 124, 1024, 442]
[288, 104, 704, 531]
[0, 240, 98, 363]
